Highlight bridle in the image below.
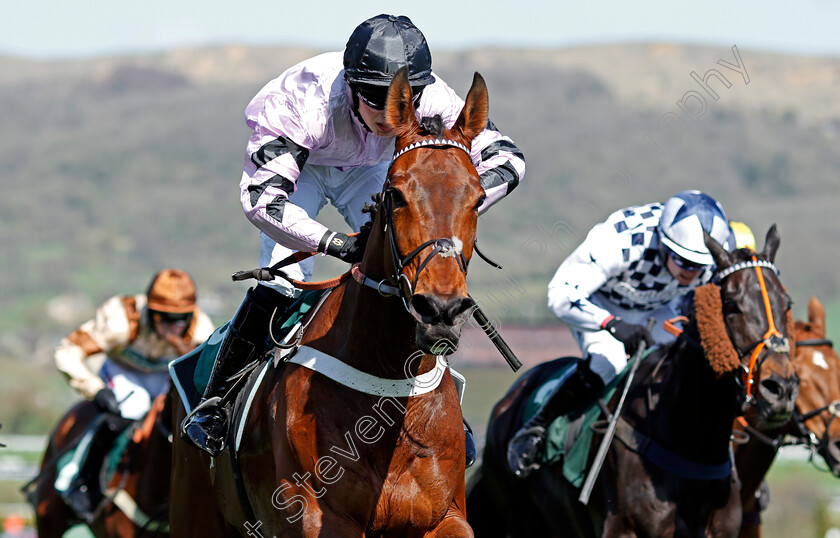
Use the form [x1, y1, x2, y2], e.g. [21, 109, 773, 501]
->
[714, 256, 790, 404]
[736, 371, 840, 472]
[789, 338, 840, 466]
[730, 310, 840, 472]
[380, 138, 474, 312]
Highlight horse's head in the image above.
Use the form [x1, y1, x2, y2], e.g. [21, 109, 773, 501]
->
[792, 296, 840, 475]
[703, 224, 799, 427]
[362, 67, 488, 355]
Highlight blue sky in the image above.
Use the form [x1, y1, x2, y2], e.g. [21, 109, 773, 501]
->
[2, 0, 838, 59]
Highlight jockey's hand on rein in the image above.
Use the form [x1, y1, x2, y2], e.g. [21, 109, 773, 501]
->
[93, 388, 121, 415]
[605, 317, 655, 356]
[322, 232, 364, 264]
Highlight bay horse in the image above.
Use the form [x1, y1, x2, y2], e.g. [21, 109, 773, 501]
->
[735, 295, 840, 537]
[466, 226, 798, 538]
[170, 66, 489, 537]
[28, 393, 173, 537]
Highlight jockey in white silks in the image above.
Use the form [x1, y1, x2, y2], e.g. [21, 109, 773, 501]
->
[507, 190, 735, 477]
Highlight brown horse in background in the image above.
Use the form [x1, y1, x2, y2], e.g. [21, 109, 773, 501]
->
[28, 394, 173, 537]
[170, 67, 489, 537]
[735, 295, 840, 537]
[466, 226, 798, 537]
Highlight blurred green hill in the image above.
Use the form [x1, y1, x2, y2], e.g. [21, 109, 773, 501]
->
[1, 43, 839, 415]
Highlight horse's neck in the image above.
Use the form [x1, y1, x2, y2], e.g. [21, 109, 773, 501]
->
[734, 431, 781, 507]
[312, 270, 436, 380]
[651, 343, 738, 463]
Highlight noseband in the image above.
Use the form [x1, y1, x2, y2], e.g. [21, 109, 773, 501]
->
[714, 256, 789, 403]
[382, 138, 473, 311]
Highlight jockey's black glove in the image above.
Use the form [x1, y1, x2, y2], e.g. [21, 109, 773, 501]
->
[604, 317, 655, 356]
[93, 388, 121, 416]
[321, 232, 364, 264]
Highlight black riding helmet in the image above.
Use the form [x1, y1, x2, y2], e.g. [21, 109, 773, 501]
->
[344, 14, 435, 105]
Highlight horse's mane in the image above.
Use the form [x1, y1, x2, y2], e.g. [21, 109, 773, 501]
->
[353, 194, 381, 252]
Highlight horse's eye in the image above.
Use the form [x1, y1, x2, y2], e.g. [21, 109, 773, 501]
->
[475, 194, 486, 211]
[388, 188, 407, 208]
[723, 300, 741, 315]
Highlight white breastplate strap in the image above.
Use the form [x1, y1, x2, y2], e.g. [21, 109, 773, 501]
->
[104, 488, 170, 533]
[287, 345, 448, 397]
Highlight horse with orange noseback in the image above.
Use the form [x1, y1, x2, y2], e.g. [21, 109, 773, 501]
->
[467, 226, 799, 538]
[734, 295, 840, 537]
[169, 67, 494, 537]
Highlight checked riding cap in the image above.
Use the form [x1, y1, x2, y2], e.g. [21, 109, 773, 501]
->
[343, 14, 435, 89]
[659, 190, 733, 266]
[146, 269, 197, 314]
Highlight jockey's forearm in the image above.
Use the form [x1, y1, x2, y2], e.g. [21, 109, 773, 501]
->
[54, 342, 105, 399]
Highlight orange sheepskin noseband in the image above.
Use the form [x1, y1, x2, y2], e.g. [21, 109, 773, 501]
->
[693, 283, 741, 377]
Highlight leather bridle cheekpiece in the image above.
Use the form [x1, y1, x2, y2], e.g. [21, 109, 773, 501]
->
[380, 138, 474, 312]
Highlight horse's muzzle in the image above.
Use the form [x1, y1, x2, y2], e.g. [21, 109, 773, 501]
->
[409, 294, 473, 355]
[754, 371, 800, 425]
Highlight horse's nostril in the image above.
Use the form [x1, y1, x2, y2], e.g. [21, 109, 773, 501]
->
[446, 297, 474, 321]
[410, 294, 441, 323]
[759, 379, 782, 399]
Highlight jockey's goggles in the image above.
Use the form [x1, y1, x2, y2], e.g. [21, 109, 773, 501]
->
[669, 251, 707, 272]
[353, 83, 423, 111]
[150, 310, 193, 325]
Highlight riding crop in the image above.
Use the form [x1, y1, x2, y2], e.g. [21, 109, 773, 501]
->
[578, 317, 656, 504]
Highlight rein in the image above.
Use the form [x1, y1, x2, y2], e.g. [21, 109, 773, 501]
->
[715, 256, 789, 402]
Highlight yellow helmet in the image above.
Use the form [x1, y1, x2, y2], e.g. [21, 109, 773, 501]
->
[729, 221, 756, 251]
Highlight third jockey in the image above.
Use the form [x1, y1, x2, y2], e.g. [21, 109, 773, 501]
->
[53, 269, 213, 518]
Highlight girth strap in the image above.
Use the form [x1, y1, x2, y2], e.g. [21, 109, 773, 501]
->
[613, 417, 731, 480]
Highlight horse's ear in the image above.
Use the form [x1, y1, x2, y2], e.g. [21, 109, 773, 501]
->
[385, 66, 420, 138]
[451, 72, 489, 142]
[760, 224, 780, 263]
[808, 295, 826, 333]
[705, 230, 732, 269]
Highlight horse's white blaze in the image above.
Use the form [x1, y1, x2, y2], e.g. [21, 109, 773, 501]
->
[440, 236, 463, 258]
[812, 350, 829, 370]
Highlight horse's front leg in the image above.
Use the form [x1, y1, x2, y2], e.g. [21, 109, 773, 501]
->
[311, 509, 365, 537]
[424, 497, 474, 538]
